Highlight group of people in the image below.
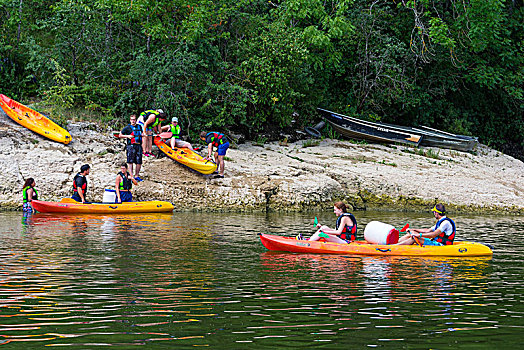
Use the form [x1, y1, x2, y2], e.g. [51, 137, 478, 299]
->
[118, 110, 230, 180]
[22, 108, 232, 212]
[20, 105, 456, 248]
[297, 202, 456, 247]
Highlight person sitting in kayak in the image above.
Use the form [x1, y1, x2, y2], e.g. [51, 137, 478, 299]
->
[302, 201, 357, 244]
[22, 178, 38, 213]
[396, 203, 456, 246]
[137, 109, 167, 157]
[200, 131, 229, 179]
[72, 164, 90, 203]
[115, 163, 137, 203]
[160, 117, 194, 150]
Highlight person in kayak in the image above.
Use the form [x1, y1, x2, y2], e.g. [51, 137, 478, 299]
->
[72, 164, 90, 203]
[161, 117, 194, 150]
[396, 203, 456, 246]
[200, 131, 229, 178]
[301, 201, 357, 243]
[137, 109, 167, 157]
[115, 163, 137, 203]
[119, 114, 143, 181]
[22, 178, 38, 213]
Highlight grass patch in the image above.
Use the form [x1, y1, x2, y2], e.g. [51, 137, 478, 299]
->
[254, 135, 267, 147]
[401, 147, 441, 159]
[302, 139, 320, 148]
[224, 156, 233, 161]
[379, 160, 397, 167]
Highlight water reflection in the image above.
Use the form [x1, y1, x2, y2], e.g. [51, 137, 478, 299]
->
[0, 211, 522, 348]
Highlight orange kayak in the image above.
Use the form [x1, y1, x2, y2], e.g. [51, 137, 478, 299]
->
[154, 136, 217, 174]
[32, 198, 174, 214]
[259, 233, 493, 257]
[0, 94, 71, 144]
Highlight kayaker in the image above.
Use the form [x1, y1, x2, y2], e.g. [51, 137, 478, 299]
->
[115, 163, 137, 203]
[396, 203, 456, 246]
[137, 109, 167, 157]
[161, 117, 194, 150]
[22, 178, 38, 213]
[300, 201, 357, 243]
[72, 164, 90, 203]
[200, 131, 229, 178]
[119, 114, 144, 182]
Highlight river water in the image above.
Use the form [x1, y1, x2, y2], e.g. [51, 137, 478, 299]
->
[0, 210, 522, 348]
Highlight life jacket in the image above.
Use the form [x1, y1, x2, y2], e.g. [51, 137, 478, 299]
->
[169, 124, 181, 139]
[72, 173, 88, 195]
[129, 124, 142, 144]
[433, 217, 456, 245]
[140, 110, 161, 127]
[118, 171, 133, 190]
[206, 132, 227, 147]
[22, 186, 38, 203]
[336, 213, 357, 242]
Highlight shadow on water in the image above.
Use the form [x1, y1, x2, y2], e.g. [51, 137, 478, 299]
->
[0, 211, 522, 348]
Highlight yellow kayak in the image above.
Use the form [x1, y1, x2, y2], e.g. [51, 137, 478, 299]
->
[259, 233, 493, 257]
[154, 136, 217, 174]
[0, 94, 72, 144]
[32, 198, 174, 214]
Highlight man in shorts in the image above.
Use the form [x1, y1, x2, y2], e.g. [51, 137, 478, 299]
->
[200, 131, 230, 179]
[119, 114, 143, 181]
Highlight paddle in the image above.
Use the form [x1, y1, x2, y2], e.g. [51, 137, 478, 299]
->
[60, 197, 91, 204]
[314, 217, 330, 239]
[113, 131, 172, 139]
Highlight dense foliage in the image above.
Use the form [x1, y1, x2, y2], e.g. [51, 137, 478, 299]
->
[0, 0, 522, 158]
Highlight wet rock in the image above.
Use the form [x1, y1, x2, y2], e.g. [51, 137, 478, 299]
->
[0, 115, 523, 213]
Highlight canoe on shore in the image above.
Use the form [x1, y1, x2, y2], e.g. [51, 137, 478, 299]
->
[318, 108, 422, 146]
[259, 233, 493, 257]
[32, 198, 174, 214]
[318, 108, 478, 152]
[0, 94, 72, 144]
[154, 136, 217, 175]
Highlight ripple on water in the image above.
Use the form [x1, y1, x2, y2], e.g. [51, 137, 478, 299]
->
[0, 211, 523, 347]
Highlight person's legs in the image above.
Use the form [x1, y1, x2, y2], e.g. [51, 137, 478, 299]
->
[396, 236, 415, 245]
[175, 139, 193, 150]
[135, 145, 143, 176]
[216, 142, 229, 176]
[309, 231, 347, 244]
[398, 233, 412, 243]
[217, 155, 225, 175]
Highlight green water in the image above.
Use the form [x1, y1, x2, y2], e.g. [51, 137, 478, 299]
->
[0, 210, 522, 348]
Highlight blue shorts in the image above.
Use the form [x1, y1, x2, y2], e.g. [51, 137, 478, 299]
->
[423, 238, 443, 246]
[116, 191, 133, 203]
[217, 142, 229, 156]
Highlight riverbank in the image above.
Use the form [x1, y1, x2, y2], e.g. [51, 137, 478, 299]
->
[1, 118, 523, 213]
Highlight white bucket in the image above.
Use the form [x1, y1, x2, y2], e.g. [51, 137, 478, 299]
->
[102, 189, 116, 203]
[364, 221, 399, 245]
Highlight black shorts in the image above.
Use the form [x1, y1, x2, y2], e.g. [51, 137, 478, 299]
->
[126, 144, 143, 164]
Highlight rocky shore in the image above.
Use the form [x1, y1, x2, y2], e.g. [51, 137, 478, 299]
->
[1, 118, 523, 214]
